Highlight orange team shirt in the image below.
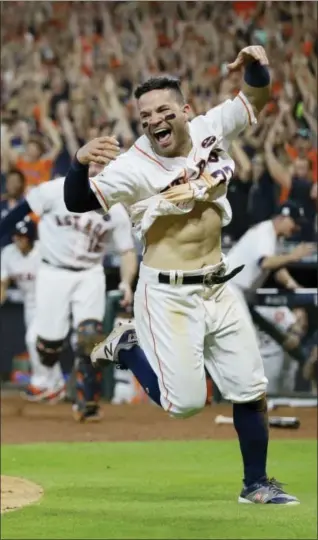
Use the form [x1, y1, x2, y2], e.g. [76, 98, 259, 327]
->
[16, 157, 53, 190]
[279, 145, 317, 202]
[232, 1, 257, 18]
[285, 144, 317, 182]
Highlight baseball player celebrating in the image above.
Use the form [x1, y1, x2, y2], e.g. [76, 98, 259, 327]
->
[0, 163, 137, 422]
[1, 218, 65, 401]
[64, 46, 299, 503]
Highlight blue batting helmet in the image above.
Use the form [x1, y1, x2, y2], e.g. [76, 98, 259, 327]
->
[14, 217, 37, 242]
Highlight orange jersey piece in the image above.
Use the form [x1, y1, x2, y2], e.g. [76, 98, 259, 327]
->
[285, 144, 317, 182]
[16, 157, 53, 189]
[280, 145, 317, 203]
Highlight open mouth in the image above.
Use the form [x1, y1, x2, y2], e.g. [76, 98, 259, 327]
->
[153, 128, 172, 146]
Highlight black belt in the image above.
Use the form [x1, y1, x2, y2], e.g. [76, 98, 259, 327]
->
[42, 259, 87, 272]
[158, 264, 244, 286]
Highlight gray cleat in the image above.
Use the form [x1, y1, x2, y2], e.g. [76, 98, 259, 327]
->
[238, 477, 300, 505]
[90, 322, 137, 368]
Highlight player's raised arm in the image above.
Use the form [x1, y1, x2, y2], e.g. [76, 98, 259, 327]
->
[64, 136, 139, 213]
[206, 46, 270, 142]
[227, 46, 271, 116]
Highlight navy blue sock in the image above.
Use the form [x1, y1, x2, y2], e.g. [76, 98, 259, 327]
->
[233, 398, 268, 487]
[119, 346, 162, 407]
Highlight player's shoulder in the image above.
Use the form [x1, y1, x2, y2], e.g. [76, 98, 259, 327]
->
[1, 242, 18, 259]
[190, 106, 228, 143]
[191, 97, 233, 126]
[45, 177, 66, 201]
[103, 146, 140, 171]
[240, 220, 275, 249]
[255, 220, 275, 235]
[32, 240, 41, 253]
[127, 135, 159, 164]
[46, 176, 65, 189]
[95, 140, 151, 183]
[29, 176, 65, 196]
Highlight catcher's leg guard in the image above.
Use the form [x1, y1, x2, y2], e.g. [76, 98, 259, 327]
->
[74, 319, 104, 422]
[74, 357, 102, 421]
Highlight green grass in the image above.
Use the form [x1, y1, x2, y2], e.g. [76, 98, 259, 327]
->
[1, 440, 317, 539]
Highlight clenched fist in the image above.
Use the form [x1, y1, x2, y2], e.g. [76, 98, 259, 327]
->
[77, 136, 120, 166]
[227, 46, 269, 73]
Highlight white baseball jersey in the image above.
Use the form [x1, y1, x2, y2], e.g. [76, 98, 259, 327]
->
[1, 241, 40, 324]
[26, 177, 134, 269]
[256, 306, 296, 359]
[227, 220, 277, 291]
[89, 92, 256, 245]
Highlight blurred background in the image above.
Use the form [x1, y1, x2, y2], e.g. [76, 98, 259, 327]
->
[1, 0, 317, 401]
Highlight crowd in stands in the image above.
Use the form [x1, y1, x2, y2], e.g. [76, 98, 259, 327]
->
[1, 1, 317, 248]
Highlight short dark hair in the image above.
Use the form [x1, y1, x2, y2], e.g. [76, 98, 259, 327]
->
[134, 76, 184, 103]
[7, 169, 26, 185]
[28, 135, 46, 155]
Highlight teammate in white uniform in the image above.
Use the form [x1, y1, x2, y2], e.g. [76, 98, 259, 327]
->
[65, 46, 299, 503]
[0, 165, 137, 421]
[227, 203, 313, 388]
[227, 205, 312, 305]
[1, 218, 64, 399]
[255, 306, 297, 394]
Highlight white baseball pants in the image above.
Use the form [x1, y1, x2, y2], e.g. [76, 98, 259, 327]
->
[134, 263, 267, 418]
[35, 263, 106, 341]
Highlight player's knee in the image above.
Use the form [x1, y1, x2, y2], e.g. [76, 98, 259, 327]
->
[36, 337, 64, 367]
[168, 390, 207, 419]
[222, 372, 268, 403]
[76, 319, 105, 357]
[234, 393, 268, 412]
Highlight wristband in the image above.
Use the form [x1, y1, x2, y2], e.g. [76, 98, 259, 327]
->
[244, 61, 270, 88]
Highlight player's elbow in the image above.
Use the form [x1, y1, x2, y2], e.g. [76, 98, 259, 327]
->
[259, 257, 271, 270]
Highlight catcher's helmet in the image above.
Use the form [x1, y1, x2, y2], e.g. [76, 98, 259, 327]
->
[14, 217, 37, 242]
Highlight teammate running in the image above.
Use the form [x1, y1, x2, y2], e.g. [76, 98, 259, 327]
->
[0, 163, 137, 422]
[1, 217, 65, 401]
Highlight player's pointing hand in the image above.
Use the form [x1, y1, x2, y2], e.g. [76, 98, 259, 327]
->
[77, 136, 120, 166]
[227, 46, 269, 73]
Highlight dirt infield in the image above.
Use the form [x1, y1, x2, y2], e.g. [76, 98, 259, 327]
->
[1, 395, 317, 444]
[1, 476, 43, 513]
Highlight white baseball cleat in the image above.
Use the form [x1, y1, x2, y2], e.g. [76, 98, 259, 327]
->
[90, 322, 137, 368]
[21, 382, 66, 404]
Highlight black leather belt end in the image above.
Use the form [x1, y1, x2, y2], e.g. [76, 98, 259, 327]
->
[42, 259, 87, 272]
[158, 264, 244, 286]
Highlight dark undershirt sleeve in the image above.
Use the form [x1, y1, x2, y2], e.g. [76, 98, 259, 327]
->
[64, 157, 101, 212]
